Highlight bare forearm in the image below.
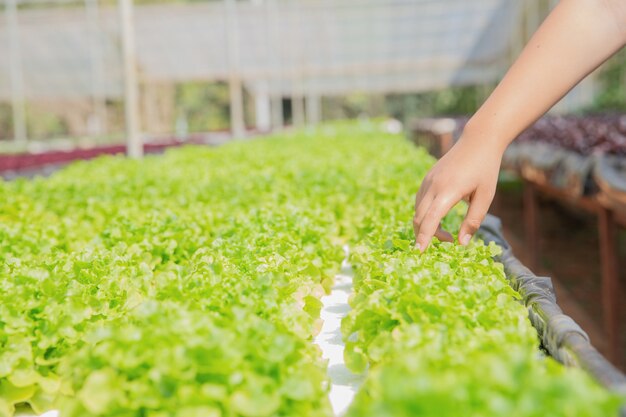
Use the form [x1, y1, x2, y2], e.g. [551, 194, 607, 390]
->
[413, 0, 626, 251]
[465, 0, 626, 151]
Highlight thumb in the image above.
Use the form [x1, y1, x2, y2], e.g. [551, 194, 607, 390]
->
[434, 226, 454, 243]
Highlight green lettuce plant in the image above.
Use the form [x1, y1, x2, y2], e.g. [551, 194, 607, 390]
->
[0, 122, 621, 417]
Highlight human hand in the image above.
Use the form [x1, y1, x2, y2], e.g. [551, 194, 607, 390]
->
[412, 0, 626, 252]
[413, 133, 503, 251]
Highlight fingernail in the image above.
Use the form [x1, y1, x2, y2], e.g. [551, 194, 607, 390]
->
[415, 243, 422, 252]
[461, 234, 471, 246]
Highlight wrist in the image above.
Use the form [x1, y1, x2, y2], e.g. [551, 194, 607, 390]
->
[459, 116, 511, 156]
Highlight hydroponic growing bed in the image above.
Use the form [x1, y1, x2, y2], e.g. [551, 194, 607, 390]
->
[410, 116, 626, 366]
[0, 122, 623, 417]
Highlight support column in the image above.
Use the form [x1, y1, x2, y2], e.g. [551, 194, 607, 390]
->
[305, 93, 321, 126]
[291, 94, 304, 128]
[228, 76, 245, 138]
[440, 132, 453, 155]
[225, 0, 245, 139]
[271, 95, 284, 130]
[119, 0, 142, 158]
[254, 82, 271, 133]
[86, 0, 107, 136]
[265, 0, 283, 131]
[6, 0, 27, 144]
[598, 208, 622, 367]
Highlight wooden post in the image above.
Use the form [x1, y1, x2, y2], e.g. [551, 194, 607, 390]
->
[598, 208, 622, 367]
[440, 132, 453, 155]
[523, 181, 539, 271]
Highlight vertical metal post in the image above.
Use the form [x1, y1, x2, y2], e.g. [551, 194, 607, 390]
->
[271, 95, 284, 129]
[228, 76, 245, 138]
[305, 93, 321, 125]
[86, 0, 107, 137]
[289, 0, 305, 128]
[266, 0, 283, 130]
[225, 0, 245, 139]
[292, 94, 304, 127]
[254, 81, 271, 132]
[284, 0, 303, 128]
[119, 0, 142, 158]
[6, 0, 27, 143]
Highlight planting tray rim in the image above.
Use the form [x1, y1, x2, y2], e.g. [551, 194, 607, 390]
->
[478, 215, 626, 402]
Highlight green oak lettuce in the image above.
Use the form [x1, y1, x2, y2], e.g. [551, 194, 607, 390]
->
[0, 121, 621, 417]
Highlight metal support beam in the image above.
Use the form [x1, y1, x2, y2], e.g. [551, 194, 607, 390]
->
[119, 0, 142, 158]
[292, 94, 304, 127]
[254, 82, 271, 132]
[271, 95, 284, 130]
[305, 93, 321, 125]
[287, 0, 304, 128]
[225, 0, 245, 139]
[5, 0, 27, 144]
[263, 0, 281, 132]
[86, 0, 107, 136]
[228, 76, 245, 138]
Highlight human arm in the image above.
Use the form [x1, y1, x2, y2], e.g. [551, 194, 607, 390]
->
[414, 0, 626, 251]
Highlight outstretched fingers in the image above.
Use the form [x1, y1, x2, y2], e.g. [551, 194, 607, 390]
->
[413, 195, 457, 252]
[458, 187, 493, 245]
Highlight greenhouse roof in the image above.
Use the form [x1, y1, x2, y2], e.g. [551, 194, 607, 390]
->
[0, 0, 520, 100]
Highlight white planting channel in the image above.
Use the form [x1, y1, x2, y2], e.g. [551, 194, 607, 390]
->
[313, 246, 364, 416]
[19, 248, 362, 417]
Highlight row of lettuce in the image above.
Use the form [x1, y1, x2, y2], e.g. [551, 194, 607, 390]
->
[0, 129, 351, 417]
[0, 122, 622, 417]
[343, 231, 620, 416]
